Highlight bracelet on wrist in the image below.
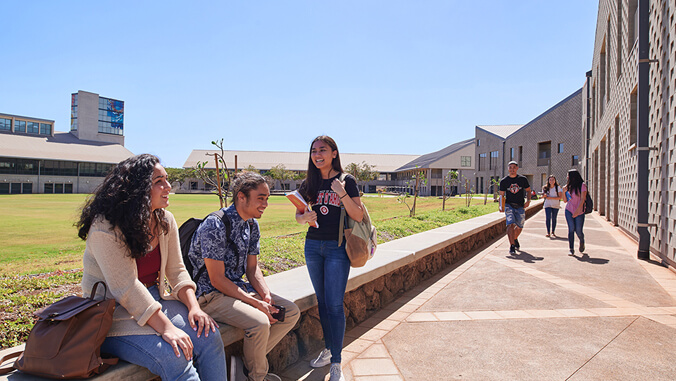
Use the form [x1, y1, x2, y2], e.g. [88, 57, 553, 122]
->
[340, 193, 348, 199]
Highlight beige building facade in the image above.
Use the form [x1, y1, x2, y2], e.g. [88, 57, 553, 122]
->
[583, 0, 675, 266]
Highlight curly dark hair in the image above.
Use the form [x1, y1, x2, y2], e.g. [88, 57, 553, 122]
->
[231, 171, 269, 206]
[76, 154, 168, 259]
[299, 135, 343, 203]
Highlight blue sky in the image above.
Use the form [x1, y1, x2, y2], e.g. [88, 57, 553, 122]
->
[1, 1, 599, 168]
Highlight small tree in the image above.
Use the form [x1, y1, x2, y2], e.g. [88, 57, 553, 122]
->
[267, 164, 294, 190]
[406, 167, 427, 217]
[345, 161, 379, 193]
[166, 167, 190, 190]
[442, 170, 459, 211]
[464, 177, 474, 207]
[192, 139, 230, 208]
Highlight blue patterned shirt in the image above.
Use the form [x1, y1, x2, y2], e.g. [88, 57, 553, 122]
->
[187, 205, 260, 296]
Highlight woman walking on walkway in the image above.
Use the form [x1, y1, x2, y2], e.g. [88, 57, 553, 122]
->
[77, 154, 226, 381]
[294, 136, 363, 381]
[562, 169, 587, 256]
[542, 175, 563, 237]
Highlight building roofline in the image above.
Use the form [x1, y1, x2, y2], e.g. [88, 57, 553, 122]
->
[505, 88, 583, 139]
[0, 113, 55, 123]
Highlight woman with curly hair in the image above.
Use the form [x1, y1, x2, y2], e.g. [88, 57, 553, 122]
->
[77, 154, 226, 381]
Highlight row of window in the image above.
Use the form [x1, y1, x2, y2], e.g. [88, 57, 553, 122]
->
[1, 182, 76, 194]
[99, 97, 124, 113]
[0, 118, 52, 135]
[98, 121, 123, 135]
[0, 157, 113, 177]
[0, 182, 33, 194]
[98, 110, 123, 123]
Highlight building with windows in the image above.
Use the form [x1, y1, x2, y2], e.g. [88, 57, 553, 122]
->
[394, 138, 475, 196]
[181, 150, 421, 193]
[473, 88, 583, 195]
[0, 92, 133, 194]
[582, 0, 675, 266]
[474, 125, 523, 194]
[70, 90, 125, 145]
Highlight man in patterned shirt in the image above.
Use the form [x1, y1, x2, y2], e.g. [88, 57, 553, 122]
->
[188, 172, 300, 381]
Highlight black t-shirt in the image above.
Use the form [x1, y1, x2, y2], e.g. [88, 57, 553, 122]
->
[303, 173, 360, 241]
[499, 174, 530, 207]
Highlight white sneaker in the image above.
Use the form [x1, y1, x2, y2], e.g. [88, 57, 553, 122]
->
[329, 363, 345, 381]
[229, 356, 247, 381]
[263, 373, 282, 381]
[310, 348, 332, 368]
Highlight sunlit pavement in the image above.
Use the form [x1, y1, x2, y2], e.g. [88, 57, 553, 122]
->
[280, 209, 676, 380]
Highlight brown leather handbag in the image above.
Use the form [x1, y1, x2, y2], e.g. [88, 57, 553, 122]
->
[0, 281, 118, 379]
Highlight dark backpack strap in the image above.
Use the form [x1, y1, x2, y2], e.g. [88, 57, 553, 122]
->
[0, 351, 22, 375]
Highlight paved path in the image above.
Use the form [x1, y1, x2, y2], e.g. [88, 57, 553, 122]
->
[280, 209, 676, 380]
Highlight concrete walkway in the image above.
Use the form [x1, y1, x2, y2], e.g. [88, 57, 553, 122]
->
[280, 209, 676, 380]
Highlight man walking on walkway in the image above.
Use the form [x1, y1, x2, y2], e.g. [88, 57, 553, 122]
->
[499, 161, 531, 254]
[188, 172, 300, 381]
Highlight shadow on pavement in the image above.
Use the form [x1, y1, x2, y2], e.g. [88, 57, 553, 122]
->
[506, 251, 544, 263]
[571, 253, 609, 265]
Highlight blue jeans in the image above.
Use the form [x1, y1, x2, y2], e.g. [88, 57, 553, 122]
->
[545, 207, 559, 234]
[101, 286, 226, 381]
[304, 239, 351, 364]
[564, 209, 585, 251]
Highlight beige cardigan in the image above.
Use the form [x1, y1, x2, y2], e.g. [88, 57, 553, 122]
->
[81, 210, 196, 337]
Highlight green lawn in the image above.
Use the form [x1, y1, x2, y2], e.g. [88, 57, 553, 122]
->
[0, 192, 498, 349]
[0, 193, 496, 276]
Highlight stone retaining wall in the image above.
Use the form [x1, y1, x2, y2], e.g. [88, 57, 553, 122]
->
[261, 202, 542, 372]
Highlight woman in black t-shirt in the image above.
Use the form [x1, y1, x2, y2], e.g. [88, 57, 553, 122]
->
[295, 136, 362, 381]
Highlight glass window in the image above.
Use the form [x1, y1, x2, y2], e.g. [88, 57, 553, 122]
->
[55, 183, 64, 193]
[0, 183, 9, 194]
[27, 122, 39, 134]
[461, 156, 471, 167]
[44, 183, 54, 193]
[0, 118, 11, 131]
[476, 139, 480, 147]
[64, 184, 73, 193]
[14, 120, 26, 133]
[71, 118, 78, 131]
[10, 183, 21, 194]
[42, 160, 77, 176]
[558, 143, 564, 153]
[40, 123, 52, 135]
[22, 183, 32, 193]
[572, 155, 579, 166]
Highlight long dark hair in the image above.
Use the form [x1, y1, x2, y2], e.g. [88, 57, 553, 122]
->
[543, 175, 559, 194]
[76, 154, 168, 259]
[299, 135, 343, 203]
[566, 169, 584, 196]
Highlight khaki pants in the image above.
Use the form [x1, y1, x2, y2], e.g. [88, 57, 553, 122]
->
[198, 291, 300, 381]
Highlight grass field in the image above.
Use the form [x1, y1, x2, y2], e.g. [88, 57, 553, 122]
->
[0, 192, 498, 348]
[0, 193, 496, 275]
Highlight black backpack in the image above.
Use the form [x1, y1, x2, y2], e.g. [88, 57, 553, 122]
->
[583, 192, 594, 214]
[178, 210, 230, 282]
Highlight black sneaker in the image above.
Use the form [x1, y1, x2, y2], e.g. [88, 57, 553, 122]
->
[579, 241, 585, 253]
[514, 239, 520, 250]
[509, 245, 516, 255]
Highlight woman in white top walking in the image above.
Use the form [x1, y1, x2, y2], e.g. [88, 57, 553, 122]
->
[542, 175, 563, 237]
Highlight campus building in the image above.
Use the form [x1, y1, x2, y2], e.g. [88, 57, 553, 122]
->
[181, 150, 421, 193]
[181, 140, 476, 196]
[0, 91, 133, 194]
[394, 138, 475, 196]
[583, 0, 676, 266]
[473, 88, 583, 195]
